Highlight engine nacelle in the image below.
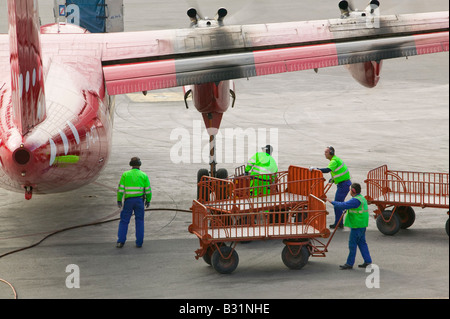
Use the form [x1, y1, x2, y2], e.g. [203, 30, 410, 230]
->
[346, 61, 383, 88]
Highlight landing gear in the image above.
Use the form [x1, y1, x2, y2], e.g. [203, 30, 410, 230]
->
[196, 114, 228, 199]
[196, 167, 228, 200]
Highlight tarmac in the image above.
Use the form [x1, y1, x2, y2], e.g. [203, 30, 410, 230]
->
[0, 0, 448, 301]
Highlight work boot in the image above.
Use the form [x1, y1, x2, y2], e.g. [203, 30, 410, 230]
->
[339, 264, 353, 270]
[358, 262, 372, 268]
[116, 242, 124, 248]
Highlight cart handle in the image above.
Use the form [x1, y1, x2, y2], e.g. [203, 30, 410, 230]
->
[323, 182, 333, 196]
[324, 210, 347, 250]
[310, 194, 325, 204]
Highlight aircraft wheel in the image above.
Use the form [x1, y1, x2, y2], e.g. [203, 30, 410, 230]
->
[197, 168, 209, 200]
[376, 210, 401, 236]
[211, 246, 239, 274]
[216, 168, 228, 179]
[396, 206, 415, 229]
[281, 243, 310, 270]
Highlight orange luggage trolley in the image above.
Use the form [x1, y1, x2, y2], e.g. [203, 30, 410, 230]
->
[189, 166, 337, 274]
[365, 165, 449, 236]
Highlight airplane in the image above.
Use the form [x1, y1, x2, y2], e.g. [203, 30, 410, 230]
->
[0, 0, 448, 199]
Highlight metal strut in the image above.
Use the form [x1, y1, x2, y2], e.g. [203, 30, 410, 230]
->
[207, 113, 217, 177]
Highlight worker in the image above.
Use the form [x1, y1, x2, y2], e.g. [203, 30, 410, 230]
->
[310, 146, 351, 228]
[245, 145, 278, 195]
[326, 183, 372, 269]
[116, 156, 152, 248]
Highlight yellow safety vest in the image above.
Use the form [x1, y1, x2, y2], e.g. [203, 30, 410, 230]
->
[344, 194, 369, 228]
[117, 168, 152, 202]
[328, 155, 350, 184]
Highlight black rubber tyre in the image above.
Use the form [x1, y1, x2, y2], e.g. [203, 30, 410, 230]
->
[211, 246, 239, 274]
[376, 210, 401, 236]
[202, 245, 215, 265]
[197, 168, 209, 200]
[215, 168, 229, 200]
[446, 218, 449, 236]
[216, 168, 228, 179]
[281, 244, 310, 270]
[396, 206, 416, 229]
[203, 243, 225, 265]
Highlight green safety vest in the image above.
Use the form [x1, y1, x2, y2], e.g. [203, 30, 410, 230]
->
[328, 155, 350, 184]
[245, 152, 278, 175]
[117, 168, 152, 202]
[245, 152, 278, 196]
[344, 194, 369, 228]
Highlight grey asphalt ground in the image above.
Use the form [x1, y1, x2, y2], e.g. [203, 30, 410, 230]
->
[0, 0, 448, 301]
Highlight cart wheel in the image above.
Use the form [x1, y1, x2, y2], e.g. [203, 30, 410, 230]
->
[281, 244, 310, 270]
[446, 218, 449, 236]
[376, 210, 401, 236]
[202, 245, 215, 265]
[396, 206, 415, 229]
[212, 246, 239, 274]
[203, 243, 225, 265]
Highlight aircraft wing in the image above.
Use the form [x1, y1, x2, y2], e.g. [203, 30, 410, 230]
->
[100, 11, 448, 95]
[2, 12, 448, 95]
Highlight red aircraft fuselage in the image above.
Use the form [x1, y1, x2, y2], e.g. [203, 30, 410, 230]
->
[0, 2, 112, 199]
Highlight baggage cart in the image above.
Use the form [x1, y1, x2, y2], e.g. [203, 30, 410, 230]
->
[189, 166, 338, 274]
[364, 165, 449, 235]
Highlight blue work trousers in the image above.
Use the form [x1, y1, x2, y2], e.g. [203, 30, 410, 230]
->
[334, 180, 352, 226]
[117, 197, 145, 246]
[346, 228, 372, 266]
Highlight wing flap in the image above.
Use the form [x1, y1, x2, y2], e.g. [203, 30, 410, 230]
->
[103, 59, 177, 94]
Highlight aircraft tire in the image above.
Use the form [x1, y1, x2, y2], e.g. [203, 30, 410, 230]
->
[197, 168, 210, 200]
[216, 168, 228, 179]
